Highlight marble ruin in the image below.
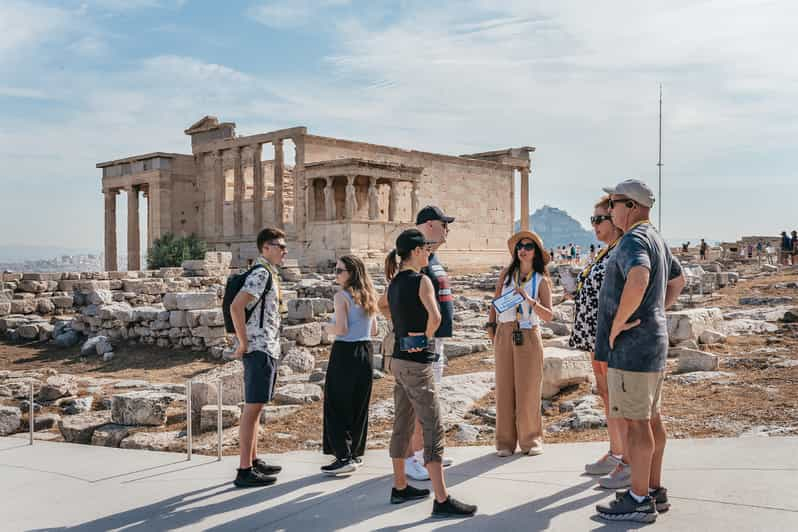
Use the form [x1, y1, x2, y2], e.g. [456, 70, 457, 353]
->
[99, 116, 535, 271]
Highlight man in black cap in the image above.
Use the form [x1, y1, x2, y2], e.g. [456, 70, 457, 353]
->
[402, 205, 456, 481]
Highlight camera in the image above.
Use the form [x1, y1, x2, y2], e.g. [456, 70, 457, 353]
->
[512, 329, 524, 346]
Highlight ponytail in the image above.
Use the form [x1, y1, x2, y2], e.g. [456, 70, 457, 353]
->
[384, 249, 399, 281]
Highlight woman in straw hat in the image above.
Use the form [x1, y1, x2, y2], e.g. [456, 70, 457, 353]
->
[486, 230, 553, 457]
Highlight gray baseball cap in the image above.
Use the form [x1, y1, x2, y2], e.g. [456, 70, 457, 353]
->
[602, 179, 656, 208]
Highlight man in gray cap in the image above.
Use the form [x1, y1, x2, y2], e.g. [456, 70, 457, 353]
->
[593, 179, 686, 523]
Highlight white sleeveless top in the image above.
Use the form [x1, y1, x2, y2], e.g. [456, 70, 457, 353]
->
[497, 272, 543, 326]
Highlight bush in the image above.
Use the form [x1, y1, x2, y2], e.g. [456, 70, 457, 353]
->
[147, 233, 207, 269]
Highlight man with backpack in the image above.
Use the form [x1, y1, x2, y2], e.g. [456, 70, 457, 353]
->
[225, 227, 287, 488]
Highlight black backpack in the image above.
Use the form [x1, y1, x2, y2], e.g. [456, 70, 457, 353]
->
[222, 264, 273, 334]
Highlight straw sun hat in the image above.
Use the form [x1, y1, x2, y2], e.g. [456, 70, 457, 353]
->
[507, 230, 551, 264]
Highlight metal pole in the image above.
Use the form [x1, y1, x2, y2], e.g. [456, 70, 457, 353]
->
[186, 380, 192, 461]
[657, 83, 663, 232]
[29, 381, 34, 445]
[217, 378, 223, 461]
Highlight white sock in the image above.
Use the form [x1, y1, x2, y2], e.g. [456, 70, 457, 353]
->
[611, 453, 623, 460]
[629, 490, 647, 503]
[414, 450, 424, 462]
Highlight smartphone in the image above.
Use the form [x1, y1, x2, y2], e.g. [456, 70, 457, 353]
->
[399, 335, 429, 351]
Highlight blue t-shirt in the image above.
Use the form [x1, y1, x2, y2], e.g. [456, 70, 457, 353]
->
[595, 223, 682, 372]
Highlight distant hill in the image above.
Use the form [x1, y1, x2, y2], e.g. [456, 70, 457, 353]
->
[515, 205, 598, 250]
[0, 244, 98, 262]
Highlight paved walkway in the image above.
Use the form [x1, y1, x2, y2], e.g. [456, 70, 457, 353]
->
[2, 435, 797, 531]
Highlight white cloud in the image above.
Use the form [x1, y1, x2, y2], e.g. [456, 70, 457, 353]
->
[0, 1, 68, 59]
[247, 0, 351, 28]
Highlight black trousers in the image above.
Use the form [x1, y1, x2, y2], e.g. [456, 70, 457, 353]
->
[323, 340, 374, 459]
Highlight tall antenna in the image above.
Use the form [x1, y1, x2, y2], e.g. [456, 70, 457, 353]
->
[657, 84, 663, 231]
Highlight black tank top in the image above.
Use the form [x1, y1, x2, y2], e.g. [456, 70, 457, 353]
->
[388, 269, 434, 363]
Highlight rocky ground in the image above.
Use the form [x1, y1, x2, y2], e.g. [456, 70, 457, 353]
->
[2, 261, 797, 456]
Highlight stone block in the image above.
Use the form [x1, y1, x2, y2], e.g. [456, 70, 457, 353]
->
[81, 335, 113, 356]
[273, 383, 323, 405]
[91, 424, 130, 447]
[190, 361, 245, 414]
[667, 308, 725, 345]
[51, 295, 74, 309]
[199, 405, 241, 432]
[542, 347, 592, 399]
[33, 413, 60, 431]
[19, 280, 48, 293]
[0, 406, 22, 436]
[169, 310, 187, 328]
[38, 375, 78, 401]
[175, 292, 218, 310]
[282, 347, 315, 373]
[18, 323, 42, 340]
[88, 289, 113, 305]
[58, 411, 112, 443]
[10, 299, 35, 314]
[699, 329, 727, 345]
[282, 322, 322, 346]
[120, 430, 184, 452]
[111, 391, 183, 426]
[198, 309, 224, 327]
[675, 348, 720, 373]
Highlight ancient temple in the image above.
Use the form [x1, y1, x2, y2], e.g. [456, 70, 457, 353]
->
[98, 116, 534, 270]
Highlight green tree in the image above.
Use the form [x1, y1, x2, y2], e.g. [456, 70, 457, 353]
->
[147, 233, 207, 269]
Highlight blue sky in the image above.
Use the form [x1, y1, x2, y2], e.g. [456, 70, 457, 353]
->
[1, 0, 796, 254]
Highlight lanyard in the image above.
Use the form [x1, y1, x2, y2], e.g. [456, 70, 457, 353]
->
[576, 238, 619, 293]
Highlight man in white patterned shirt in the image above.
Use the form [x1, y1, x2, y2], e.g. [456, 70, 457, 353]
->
[230, 227, 286, 488]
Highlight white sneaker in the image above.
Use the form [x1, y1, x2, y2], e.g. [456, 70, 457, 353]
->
[496, 449, 513, 457]
[404, 457, 430, 481]
[598, 462, 632, 489]
[442, 456, 454, 467]
[585, 452, 622, 476]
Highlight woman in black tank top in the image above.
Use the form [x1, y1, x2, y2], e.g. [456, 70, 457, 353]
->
[376, 229, 478, 517]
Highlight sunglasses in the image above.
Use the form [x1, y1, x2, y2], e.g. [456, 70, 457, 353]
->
[335, 267, 347, 275]
[516, 242, 537, 252]
[590, 214, 612, 226]
[608, 197, 636, 209]
[268, 241, 287, 251]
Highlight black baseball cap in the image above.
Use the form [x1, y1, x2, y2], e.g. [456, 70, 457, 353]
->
[415, 205, 455, 225]
[396, 229, 434, 254]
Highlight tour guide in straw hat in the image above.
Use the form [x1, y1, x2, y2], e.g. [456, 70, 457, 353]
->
[486, 230, 553, 457]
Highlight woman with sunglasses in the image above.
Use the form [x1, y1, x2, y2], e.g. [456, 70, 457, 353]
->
[321, 255, 380, 476]
[570, 196, 629, 485]
[486, 231, 553, 457]
[378, 228, 477, 518]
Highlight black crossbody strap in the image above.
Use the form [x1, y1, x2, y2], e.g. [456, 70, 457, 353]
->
[258, 268, 273, 329]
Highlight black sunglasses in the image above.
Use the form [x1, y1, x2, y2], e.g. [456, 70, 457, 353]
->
[516, 242, 537, 252]
[335, 267, 347, 275]
[268, 241, 287, 251]
[608, 197, 636, 209]
[590, 214, 612, 225]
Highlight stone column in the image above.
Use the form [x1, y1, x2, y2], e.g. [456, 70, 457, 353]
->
[252, 144, 264, 232]
[233, 147, 244, 236]
[345, 175, 357, 220]
[520, 168, 530, 231]
[142, 186, 151, 254]
[411, 179, 420, 218]
[324, 177, 336, 221]
[127, 186, 140, 271]
[293, 136, 306, 241]
[307, 179, 316, 222]
[388, 181, 399, 222]
[104, 189, 117, 271]
[368, 177, 379, 220]
[274, 139, 284, 229]
[214, 150, 224, 239]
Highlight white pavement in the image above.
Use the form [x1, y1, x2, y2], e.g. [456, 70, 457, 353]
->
[1, 435, 797, 531]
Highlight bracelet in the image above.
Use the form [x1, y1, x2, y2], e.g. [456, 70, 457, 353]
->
[484, 321, 497, 330]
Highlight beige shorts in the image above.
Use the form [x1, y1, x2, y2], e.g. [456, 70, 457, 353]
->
[607, 368, 664, 420]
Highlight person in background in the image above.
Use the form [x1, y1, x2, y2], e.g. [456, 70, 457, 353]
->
[379, 229, 477, 518]
[792, 230, 798, 266]
[780, 231, 791, 265]
[321, 255, 379, 476]
[699, 239, 708, 261]
[486, 231, 553, 457]
[569, 197, 628, 483]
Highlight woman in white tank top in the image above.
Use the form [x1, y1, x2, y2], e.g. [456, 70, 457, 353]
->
[486, 231, 553, 457]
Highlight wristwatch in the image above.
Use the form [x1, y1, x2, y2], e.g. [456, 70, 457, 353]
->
[484, 321, 497, 330]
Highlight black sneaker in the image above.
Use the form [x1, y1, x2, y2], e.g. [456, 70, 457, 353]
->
[616, 486, 670, 513]
[234, 468, 277, 488]
[390, 484, 431, 504]
[597, 490, 657, 523]
[353, 456, 363, 464]
[321, 458, 357, 476]
[432, 495, 477, 518]
[253, 458, 282, 476]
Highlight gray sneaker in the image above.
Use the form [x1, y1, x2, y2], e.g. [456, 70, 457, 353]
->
[598, 461, 631, 489]
[596, 490, 657, 524]
[585, 452, 621, 476]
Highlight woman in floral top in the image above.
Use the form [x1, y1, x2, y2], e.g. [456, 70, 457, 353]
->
[568, 196, 628, 479]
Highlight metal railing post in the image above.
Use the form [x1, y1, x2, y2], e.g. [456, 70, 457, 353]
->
[186, 380, 192, 461]
[217, 378, 223, 461]
[29, 380, 34, 445]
